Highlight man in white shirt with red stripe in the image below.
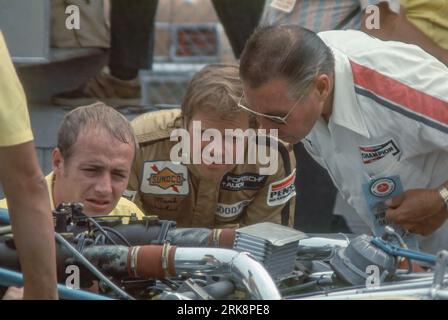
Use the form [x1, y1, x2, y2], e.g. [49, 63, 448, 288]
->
[238, 25, 448, 253]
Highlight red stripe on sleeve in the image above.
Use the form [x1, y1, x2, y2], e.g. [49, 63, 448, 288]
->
[350, 60, 448, 125]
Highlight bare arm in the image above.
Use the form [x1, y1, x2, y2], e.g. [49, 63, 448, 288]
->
[361, 3, 448, 66]
[0, 141, 58, 299]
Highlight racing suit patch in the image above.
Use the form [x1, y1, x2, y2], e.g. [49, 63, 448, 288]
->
[153, 197, 182, 211]
[140, 161, 189, 195]
[359, 139, 400, 164]
[215, 199, 253, 219]
[220, 173, 267, 191]
[267, 170, 296, 207]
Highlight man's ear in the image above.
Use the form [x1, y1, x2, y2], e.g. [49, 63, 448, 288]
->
[52, 148, 64, 174]
[315, 74, 332, 102]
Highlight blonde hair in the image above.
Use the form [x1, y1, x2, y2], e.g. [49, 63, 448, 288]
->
[57, 102, 138, 160]
[181, 64, 256, 128]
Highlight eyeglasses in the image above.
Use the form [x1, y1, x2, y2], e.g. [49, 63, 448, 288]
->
[237, 90, 306, 125]
[237, 70, 319, 125]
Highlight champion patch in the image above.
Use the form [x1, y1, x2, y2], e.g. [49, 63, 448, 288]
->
[359, 139, 400, 164]
[140, 161, 189, 195]
[220, 173, 267, 192]
[267, 170, 296, 207]
[370, 178, 396, 197]
[215, 199, 253, 219]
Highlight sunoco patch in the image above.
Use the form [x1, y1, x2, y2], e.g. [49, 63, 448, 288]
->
[140, 161, 189, 195]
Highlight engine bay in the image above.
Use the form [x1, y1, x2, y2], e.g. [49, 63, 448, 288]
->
[0, 203, 447, 300]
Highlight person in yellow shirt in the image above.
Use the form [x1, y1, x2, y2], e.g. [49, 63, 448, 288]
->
[0, 102, 144, 219]
[0, 31, 58, 299]
[400, 0, 448, 50]
[1, 102, 144, 299]
[361, 0, 448, 66]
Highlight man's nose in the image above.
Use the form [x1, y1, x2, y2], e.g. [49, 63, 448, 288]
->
[94, 173, 113, 195]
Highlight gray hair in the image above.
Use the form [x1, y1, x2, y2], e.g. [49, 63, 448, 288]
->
[239, 25, 334, 100]
[57, 102, 139, 161]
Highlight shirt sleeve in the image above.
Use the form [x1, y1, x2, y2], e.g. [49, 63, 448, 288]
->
[0, 32, 33, 147]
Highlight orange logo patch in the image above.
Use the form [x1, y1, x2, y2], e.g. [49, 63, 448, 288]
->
[148, 165, 186, 193]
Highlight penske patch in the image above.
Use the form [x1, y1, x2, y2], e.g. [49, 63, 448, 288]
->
[140, 161, 189, 195]
[359, 139, 400, 165]
[215, 199, 253, 219]
[220, 173, 267, 192]
[267, 170, 296, 207]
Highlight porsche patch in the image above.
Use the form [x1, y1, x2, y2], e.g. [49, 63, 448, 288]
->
[220, 173, 267, 191]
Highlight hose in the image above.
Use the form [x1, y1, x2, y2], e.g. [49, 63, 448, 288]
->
[371, 238, 437, 265]
[92, 226, 132, 247]
[0, 266, 112, 300]
[55, 233, 135, 300]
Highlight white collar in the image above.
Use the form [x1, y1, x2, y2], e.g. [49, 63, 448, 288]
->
[327, 47, 370, 138]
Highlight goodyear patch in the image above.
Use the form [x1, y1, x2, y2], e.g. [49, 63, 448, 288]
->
[267, 170, 296, 207]
[215, 199, 253, 219]
[140, 161, 189, 195]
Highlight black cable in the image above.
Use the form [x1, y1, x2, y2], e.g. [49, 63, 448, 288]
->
[94, 234, 106, 246]
[74, 233, 87, 253]
[160, 278, 180, 290]
[99, 226, 132, 247]
[55, 233, 135, 300]
[87, 217, 118, 245]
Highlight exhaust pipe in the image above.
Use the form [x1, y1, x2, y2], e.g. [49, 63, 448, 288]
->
[83, 244, 281, 300]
